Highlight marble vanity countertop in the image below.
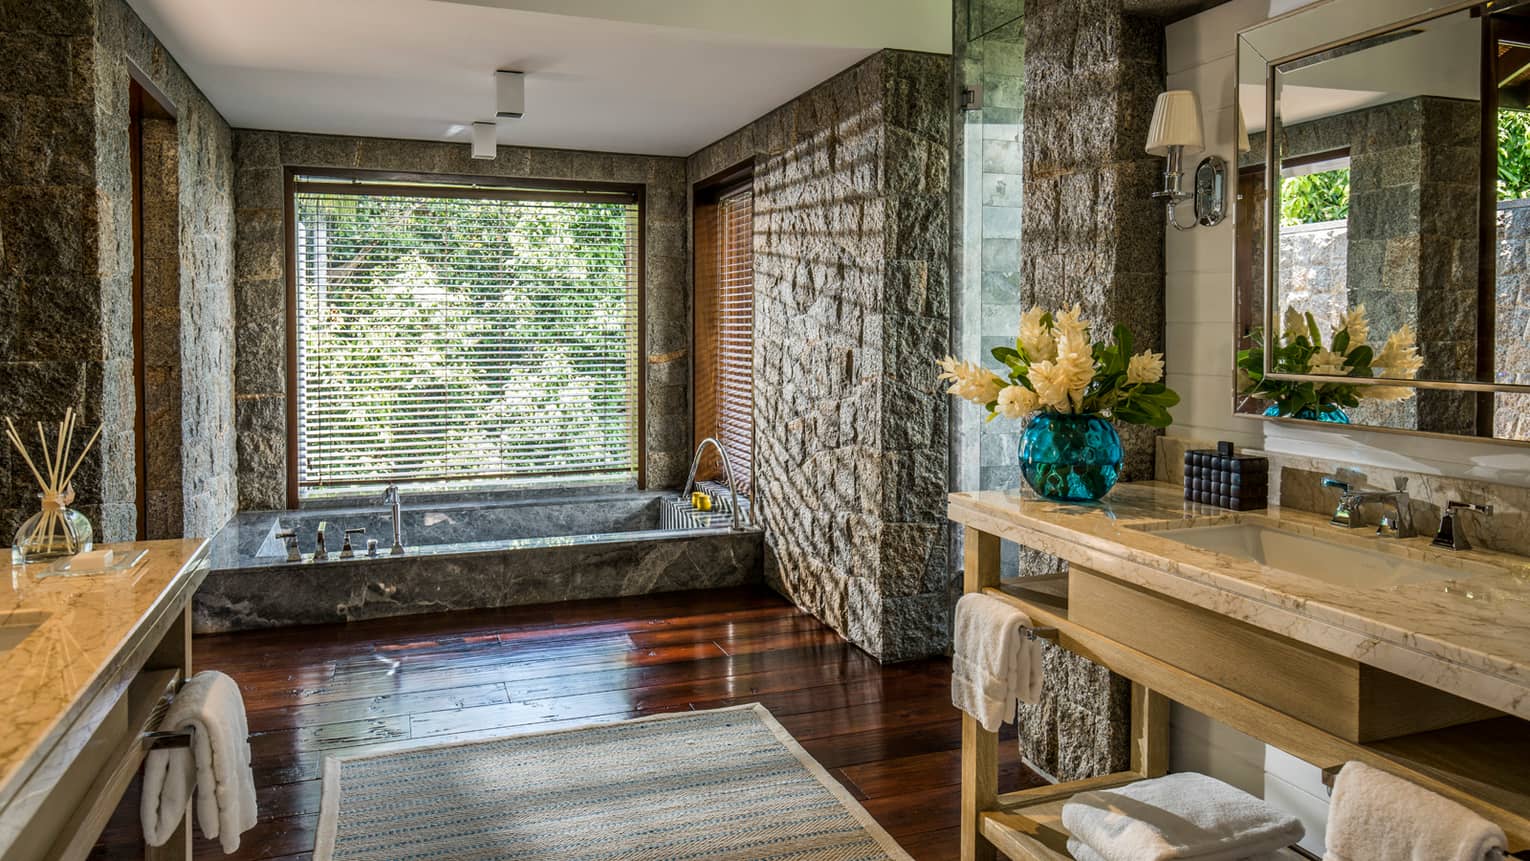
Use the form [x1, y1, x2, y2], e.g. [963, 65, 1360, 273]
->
[949, 482, 1530, 720]
[0, 538, 209, 819]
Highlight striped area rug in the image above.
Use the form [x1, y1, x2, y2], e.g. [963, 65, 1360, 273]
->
[314, 703, 915, 860]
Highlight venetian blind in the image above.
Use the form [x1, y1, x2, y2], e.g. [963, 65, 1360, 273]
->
[292, 180, 641, 494]
[693, 182, 754, 492]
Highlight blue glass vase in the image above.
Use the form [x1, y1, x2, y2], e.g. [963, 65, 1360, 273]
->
[1019, 413, 1123, 502]
[1263, 404, 1350, 424]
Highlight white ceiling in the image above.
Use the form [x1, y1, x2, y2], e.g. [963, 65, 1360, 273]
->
[125, 0, 951, 157]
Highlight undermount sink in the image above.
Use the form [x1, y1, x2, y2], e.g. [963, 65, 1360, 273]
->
[0, 612, 49, 655]
[1155, 523, 1466, 590]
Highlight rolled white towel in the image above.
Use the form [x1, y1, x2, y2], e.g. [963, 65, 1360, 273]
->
[951, 592, 1043, 732]
[1324, 761, 1506, 861]
[1061, 772, 1304, 861]
[140, 671, 258, 854]
[1069, 842, 1289, 861]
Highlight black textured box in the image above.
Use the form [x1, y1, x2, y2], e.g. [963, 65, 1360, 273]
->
[1183, 442, 1268, 511]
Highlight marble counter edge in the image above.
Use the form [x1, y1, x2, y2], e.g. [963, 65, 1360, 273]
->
[0, 539, 210, 837]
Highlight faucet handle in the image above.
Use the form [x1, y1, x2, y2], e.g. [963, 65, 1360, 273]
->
[275, 528, 301, 562]
[1447, 500, 1493, 515]
[340, 527, 365, 559]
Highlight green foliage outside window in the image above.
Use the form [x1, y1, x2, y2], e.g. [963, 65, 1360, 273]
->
[294, 191, 638, 492]
[1279, 168, 1350, 227]
[1499, 109, 1530, 201]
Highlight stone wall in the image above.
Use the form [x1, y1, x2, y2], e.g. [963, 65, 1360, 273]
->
[0, 0, 237, 541]
[231, 133, 691, 509]
[1012, 0, 1165, 781]
[688, 50, 953, 662]
[1491, 200, 1530, 441]
[1277, 220, 1348, 333]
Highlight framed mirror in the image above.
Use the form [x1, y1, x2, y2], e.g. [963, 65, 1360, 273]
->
[1236, 0, 1530, 443]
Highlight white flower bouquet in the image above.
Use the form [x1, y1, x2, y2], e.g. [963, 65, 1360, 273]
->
[938, 304, 1181, 428]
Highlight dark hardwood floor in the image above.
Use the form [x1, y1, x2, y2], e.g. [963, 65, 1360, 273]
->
[92, 585, 1038, 860]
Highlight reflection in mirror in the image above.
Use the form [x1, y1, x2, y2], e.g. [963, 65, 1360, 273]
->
[1235, 1, 1530, 444]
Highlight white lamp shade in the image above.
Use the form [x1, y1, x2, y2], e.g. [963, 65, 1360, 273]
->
[471, 121, 497, 160]
[1236, 105, 1251, 154]
[1145, 90, 1204, 157]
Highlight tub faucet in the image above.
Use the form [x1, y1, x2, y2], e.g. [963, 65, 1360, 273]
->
[381, 484, 405, 555]
[314, 521, 330, 561]
[682, 438, 753, 531]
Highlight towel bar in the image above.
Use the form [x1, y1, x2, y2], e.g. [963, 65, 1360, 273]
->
[142, 730, 191, 750]
[1022, 626, 1058, 642]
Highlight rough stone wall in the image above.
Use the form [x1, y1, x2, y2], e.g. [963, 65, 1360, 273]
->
[0, 0, 237, 541]
[231, 133, 691, 509]
[95, 0, 238, 540]
[688, 50, 953, 662]
[1276, 220, 1349, 335]
[1012, 0, 1164, 781]
[0, 3, 105, 539]
[1492, 201, 1530, 440]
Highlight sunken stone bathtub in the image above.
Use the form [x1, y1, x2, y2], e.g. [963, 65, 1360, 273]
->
[194, 490, 763, 633]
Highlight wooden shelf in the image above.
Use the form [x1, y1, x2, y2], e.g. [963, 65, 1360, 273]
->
[983, 581, 1530, 850]
[981, 777, 1312, 861]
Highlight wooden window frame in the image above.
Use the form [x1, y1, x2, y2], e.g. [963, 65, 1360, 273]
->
[691, 161, 755, 493]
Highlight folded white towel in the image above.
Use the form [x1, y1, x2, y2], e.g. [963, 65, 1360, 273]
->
[141, 671, 258, 854]
[1069, 841, 1288, 861]
[951, 592, 1043, 732]
[1061, 773, 1304, 861]
[1323, 761, 1506, 861]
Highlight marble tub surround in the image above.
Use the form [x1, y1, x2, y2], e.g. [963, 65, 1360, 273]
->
[1157, 436, 1530, 557]
[196, 524, 763, 633]
[0, 538, 209, 853]
[208, 491, 673, 568]
[948, 483, 1530, 721]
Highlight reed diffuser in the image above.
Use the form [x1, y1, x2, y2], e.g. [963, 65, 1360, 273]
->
[7, 409, 102, 563]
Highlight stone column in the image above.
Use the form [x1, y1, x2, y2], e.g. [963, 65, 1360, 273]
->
[1015, 0, 1164, 780]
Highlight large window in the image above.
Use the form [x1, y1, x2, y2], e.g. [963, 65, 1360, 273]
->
[289, 173, 642, 499]
[692, 172, 754, 492]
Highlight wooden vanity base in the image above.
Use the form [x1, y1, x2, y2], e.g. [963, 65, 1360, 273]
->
[1069, 568, 1502, 743]
[952, 519, 1530, 861]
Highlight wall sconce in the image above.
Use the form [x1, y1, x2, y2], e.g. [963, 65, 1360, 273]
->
[1146, 89, 1227, 229]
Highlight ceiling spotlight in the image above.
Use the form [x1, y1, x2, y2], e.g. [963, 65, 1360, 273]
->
[471, 122, 497, 160]
[496, 70, 525, 119]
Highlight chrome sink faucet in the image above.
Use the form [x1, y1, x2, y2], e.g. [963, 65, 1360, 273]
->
[1431, 500, 1493, 551]
[1322, 476, 1417, 538]
[381, 484, 405, 555]
[314, 520, 330, 561]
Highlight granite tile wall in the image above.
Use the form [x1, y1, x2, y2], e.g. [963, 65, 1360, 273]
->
[231, 132, 691, 509]
[980, 0, 1165, 781]
[688, 50, 953, 662]
[0, 0, 237, 541]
